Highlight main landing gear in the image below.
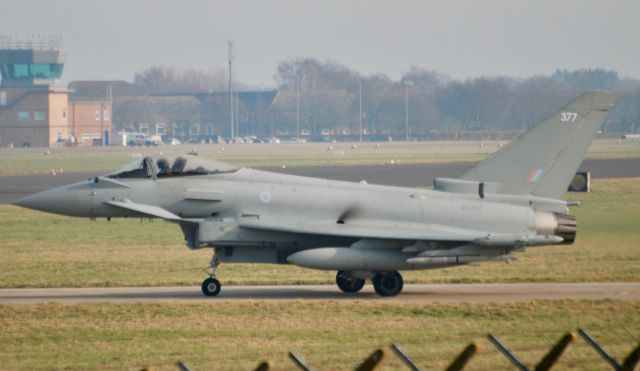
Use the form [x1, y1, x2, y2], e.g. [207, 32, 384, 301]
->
[373, 271, 404, 297]
[335, 270, 404, 297]
[336, 271, 366, 293]
[202, 249, 222, 297]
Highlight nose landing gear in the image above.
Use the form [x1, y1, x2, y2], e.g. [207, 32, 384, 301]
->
[201, 249, 222, 297]
[201, 277, 221, 296]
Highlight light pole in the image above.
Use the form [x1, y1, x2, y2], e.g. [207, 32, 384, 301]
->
[106, 82, 112, 146]
[235, 91, 239, 137]
[359, 80, 363, 142]
[404, 81, 409, 142]
[228, 40, 234, 140]
[296, 80, 300, 139]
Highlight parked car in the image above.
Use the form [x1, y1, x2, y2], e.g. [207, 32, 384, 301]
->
[144, 135, 163, 146]
[244, 136, 265, 144]
[204, 135, 224, 144]
[282, 137, 307, 143]
[163, 137, 182, 146]
[309, 136, 333, 143]
[127, 133, 146, 146]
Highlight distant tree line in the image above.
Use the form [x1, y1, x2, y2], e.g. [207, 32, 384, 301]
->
[112, 59, 640, 138]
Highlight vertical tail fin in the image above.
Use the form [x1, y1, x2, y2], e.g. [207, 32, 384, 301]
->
[460, 91, 615, 199]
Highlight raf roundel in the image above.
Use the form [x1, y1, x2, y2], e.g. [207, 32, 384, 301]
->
[259, 191, 272, 204]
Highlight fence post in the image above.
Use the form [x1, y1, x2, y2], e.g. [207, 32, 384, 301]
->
[176, 361, 192, 371]
[355, 349, 385, 371]
[254, 361, 272, 371]
[621, 343, 640, 371]
[487, 334, 529, 371]
[534, 332, 575, 371]
[578, 328, 621, 370]
[390, 343, 421, 371]
[288, 351, 312, 371]
[446, 343, 479, 371]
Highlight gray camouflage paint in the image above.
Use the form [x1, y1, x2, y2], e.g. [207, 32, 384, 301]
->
[13, 91, 614, 290]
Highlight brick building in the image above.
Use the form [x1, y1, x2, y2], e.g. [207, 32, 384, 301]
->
[67, 81, 126, 146]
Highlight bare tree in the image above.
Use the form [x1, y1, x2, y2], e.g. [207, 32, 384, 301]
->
[552, 68, 619, 90]
[401, 66, 449, 93]
[133, 66, 228, 94]
[274, 57, 359, 91]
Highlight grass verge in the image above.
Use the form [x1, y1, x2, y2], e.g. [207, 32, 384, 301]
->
[0, 300, 638, 370]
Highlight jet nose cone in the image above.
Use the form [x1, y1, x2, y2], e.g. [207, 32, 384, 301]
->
[13, 189, 62, 212]
[12, 194, 39, 208]
[12, 185, 91, 217]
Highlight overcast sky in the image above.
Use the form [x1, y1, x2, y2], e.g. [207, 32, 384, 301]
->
[2, 0, 639, 88]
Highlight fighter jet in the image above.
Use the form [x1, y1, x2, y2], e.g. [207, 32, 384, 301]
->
[14, 91, 614, 297]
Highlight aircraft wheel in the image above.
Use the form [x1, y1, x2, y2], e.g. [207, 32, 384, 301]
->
[201, 277, 221, 297]
[373, 271, 403, 297]
[336, 271, 366, 293]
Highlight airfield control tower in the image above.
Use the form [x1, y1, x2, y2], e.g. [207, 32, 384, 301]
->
[0, 36, 66, 86]
[0, 35, 69, 147]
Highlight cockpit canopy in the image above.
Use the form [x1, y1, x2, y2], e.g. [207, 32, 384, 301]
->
[107, 156, 238, 179]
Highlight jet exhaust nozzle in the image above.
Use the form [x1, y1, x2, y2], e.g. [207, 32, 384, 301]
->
[554, 213, 577, 244]
[534, 211, 577, 245]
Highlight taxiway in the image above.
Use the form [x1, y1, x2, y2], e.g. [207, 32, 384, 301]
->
[0, 282, 637, 304]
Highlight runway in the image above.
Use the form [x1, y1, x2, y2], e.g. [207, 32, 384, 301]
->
[1, 158, 639, 204]
[0, 282, 637, 304]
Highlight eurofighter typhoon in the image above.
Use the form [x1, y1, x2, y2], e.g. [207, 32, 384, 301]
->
[14, 91, 614, 297]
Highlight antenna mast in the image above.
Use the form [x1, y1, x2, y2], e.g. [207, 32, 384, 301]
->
[228, 40, 234, 140]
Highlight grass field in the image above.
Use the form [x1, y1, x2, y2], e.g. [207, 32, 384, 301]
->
[1, 148, 638, 371]
[0, 138, 639, 175]
[0, 300, 638, 370]
[0, 178, 638, 288]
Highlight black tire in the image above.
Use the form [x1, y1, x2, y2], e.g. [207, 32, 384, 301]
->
[201, 277, 221, 297]
[373, 272, 404, 297]
[336, 271, 366, 293]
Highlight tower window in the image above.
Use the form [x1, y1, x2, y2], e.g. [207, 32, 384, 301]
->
[18, 111, 29, 120]
[13, 64, 29, 78]
[34, 111, 46, 121]
[189, 124, 200, 136]
[156, 123, 166, 136]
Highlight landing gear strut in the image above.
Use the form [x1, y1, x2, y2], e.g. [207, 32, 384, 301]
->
[373, 271, 404, 297]
[336, 271, 366, 293]
[201, 249, 222, 297]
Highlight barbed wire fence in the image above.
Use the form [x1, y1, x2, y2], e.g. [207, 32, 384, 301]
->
[141, 327, 639, 371]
